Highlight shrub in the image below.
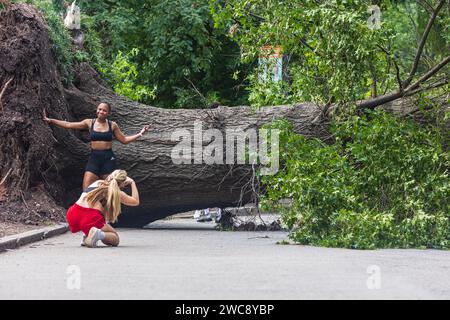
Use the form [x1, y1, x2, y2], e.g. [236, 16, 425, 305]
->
[101, 48, 156, 103]
[261, 110, 449, 249]
[79, 13, 108, 72]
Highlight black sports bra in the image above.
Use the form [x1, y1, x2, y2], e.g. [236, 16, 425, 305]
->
[90, 119, 113, 141]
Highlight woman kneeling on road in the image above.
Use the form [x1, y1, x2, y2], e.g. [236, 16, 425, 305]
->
[66, 169, 139, 248]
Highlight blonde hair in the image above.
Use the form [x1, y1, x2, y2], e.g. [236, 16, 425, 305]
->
[85, 169, 128, 223]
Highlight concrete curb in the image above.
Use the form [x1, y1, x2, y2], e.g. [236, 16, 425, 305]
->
[0, 223, 69, 253]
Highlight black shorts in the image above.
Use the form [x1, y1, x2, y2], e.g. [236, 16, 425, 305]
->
[85, 149, 118, 177]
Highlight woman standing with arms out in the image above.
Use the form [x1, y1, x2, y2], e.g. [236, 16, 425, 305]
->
[66, 169, 139, 248]
[43, 102, 149, 189]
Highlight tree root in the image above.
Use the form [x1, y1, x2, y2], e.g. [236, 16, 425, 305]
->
[0, 77, 13, 112]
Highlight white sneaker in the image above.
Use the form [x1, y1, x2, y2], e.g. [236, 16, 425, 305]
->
[84, 227, 101, 248]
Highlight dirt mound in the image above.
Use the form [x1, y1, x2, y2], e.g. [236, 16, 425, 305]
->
[0, 184, 66, 225]
[0, 3, 71, 223]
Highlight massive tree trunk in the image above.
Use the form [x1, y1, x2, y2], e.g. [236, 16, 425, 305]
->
[63, 62, 439, 227]
[0, 4, 447, 227]
[63, 63, 331, 226]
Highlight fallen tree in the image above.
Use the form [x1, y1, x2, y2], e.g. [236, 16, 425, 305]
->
[0, 3, 448, 227]
[63, 62, 333, 226]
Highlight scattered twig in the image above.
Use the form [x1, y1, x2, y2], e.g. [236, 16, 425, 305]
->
[403, 78, 448, 99]
[405, 56, 450, 93]
[20, 191, 30, 211]
[0, 168, 12, 186]
[215, 163, 235, 191]
[188, 164, 211, 183]
[300, 38, 323, 58]
[184, 77, 208, 107]
[377, 45, 403, 92]
[0, 77, 13, 112]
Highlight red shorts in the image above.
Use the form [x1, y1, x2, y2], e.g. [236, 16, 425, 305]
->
[66, 203, 105, 236]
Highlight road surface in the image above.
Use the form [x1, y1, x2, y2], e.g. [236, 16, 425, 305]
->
[0, 219, 449, 299]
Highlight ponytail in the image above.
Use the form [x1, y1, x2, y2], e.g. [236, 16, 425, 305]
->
[85, 169, 128, 223]
[106, 178, 122, 223]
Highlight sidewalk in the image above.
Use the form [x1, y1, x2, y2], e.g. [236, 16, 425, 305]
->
[0, 223, 69, 253]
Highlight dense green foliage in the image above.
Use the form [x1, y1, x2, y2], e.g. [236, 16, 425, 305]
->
[74, 0, 249, 108]
[210, 0, 449, 249]
[26, 1, 448, 108]
[210, 0, 450, 107]
[77, 13, 108, 72]
[8, 0, 248, 106]
[261, 110, 449, 249]
[102, 48, 157, 102]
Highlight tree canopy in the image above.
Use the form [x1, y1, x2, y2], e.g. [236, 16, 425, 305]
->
[209, 0, 449, 108]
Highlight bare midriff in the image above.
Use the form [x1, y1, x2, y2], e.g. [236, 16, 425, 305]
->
[91, 141, 113, 150]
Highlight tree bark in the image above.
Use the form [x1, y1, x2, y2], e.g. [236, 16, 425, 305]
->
[63, 63, 330, 226]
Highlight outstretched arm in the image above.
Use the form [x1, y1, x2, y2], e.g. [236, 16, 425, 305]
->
[112, 122, 150, 145]
[120, 177, 140, 206]
[43, 109, 90, 130]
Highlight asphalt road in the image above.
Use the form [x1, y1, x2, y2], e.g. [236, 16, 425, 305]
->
[0, 219, 449, 299]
